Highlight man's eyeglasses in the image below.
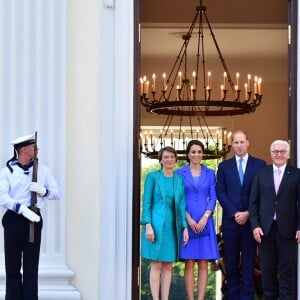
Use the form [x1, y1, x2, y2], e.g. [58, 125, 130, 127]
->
[271, 150, 288, 155]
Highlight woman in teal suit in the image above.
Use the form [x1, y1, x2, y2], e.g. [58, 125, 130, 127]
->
[141, 146, 188, 300]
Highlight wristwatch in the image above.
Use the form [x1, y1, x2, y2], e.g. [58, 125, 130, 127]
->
[204, 213, 209, 218]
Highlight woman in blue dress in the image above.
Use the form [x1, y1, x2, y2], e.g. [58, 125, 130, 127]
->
[176, 140, 219, 300]
[141, 146, 188, 300]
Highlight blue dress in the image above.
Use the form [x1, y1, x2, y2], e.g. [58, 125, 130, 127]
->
[176, 164, 219, 260]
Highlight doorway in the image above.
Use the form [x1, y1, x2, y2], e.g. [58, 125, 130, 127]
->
[133, 0, 295, 299]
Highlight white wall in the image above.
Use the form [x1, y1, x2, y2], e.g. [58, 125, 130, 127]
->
[0, 0, 134, 299]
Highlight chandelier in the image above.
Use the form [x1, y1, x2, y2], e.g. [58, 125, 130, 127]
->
[140, 0, 263, 117]
[140, 0, 262, 160]
[140, 116, 232, 160]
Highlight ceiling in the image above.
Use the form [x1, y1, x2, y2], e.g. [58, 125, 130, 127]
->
[140, 0, 287, 25]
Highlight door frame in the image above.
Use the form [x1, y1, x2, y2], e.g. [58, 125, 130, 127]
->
[132, 1, 298, 299]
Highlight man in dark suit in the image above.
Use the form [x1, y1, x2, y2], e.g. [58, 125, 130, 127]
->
[216, 130, 266, 300]
[249, 140, 300, 300]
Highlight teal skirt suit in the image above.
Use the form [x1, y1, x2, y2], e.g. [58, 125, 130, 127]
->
[140, 169, 187, 262]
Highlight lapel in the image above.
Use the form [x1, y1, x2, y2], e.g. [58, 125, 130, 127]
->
[157, 169, 166, 201]
[263, 165, 277, 195]
[181, 165, 197, 189]
[173, 172, 180, 203]
[243, 155, 253, 185]
[228, 157, 241, 186]
[277, 165, 293, 195]
[180, 164, 205, 190]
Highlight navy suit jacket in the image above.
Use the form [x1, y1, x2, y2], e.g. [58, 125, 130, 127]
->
[249, 164, 300, 238]
[216, 155, 266, 229]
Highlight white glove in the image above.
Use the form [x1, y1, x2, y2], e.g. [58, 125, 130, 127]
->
[18, 205, 40, 222]
[29, 182, 46, 196]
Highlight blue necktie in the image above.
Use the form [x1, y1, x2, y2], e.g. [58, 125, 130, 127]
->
[238, 158, 244, 185]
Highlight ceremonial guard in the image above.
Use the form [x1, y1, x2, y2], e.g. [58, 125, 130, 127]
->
[0, 133, 61, 300]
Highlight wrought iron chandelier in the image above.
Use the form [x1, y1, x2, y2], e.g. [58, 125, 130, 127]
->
[140, 0, 262, 160]
[140, 0, 263, 117]
[140, 117, 232, 160]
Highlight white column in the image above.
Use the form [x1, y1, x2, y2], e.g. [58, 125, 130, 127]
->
[99, 0, 134, 299]
[0, 0, 80, 298]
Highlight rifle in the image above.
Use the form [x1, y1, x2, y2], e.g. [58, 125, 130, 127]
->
[29, 131, 38, 243]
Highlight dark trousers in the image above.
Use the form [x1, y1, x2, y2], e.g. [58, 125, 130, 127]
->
[223, 223, 257, 300]
[258, 221, 297, 300]
[2, 210, 42, 300]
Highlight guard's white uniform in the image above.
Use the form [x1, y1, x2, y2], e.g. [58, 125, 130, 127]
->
[0, 161, 61, 210]
[0, 160, 61, 300]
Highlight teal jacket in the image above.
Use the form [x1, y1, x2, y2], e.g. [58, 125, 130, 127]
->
[140, 169, 187, 261]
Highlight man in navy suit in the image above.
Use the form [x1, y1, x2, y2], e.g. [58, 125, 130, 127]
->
[249, 140, 300, 300]
[216, 130, 266, 300]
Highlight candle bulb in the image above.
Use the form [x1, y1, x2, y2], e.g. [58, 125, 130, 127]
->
[244, 83, 248, 100]
[227, 132, 232, 145]
[146, 81, 149, 97]
[254, 76, 258, 94]
[254, 82, 257, 94]
[206, 86, 210, 99]
[221, 85, 224, 99]
[140, 77, 143, 95]
[176, 85, 180, 100]
[258, 77, 262, 95]
[247, 74, 251, 92]
[146, 135, 149, 148]
[192, 71, 196, 87]
[178, 71, 182, 89]
[162, 73, 166, 91]
[207, 71, 211, 88]
[223, 72, 227, 88]
[143, 76, 147, 95]
[152, 73, 156, 92]
[223, 130, 227, 144]
[236, 72, 240, 89]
